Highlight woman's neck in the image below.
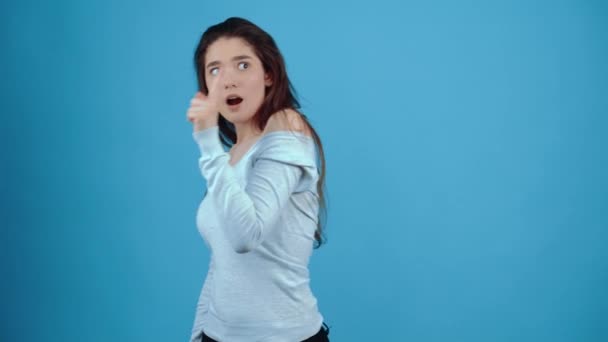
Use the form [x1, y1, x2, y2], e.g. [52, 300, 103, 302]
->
[233, 121, 264, 147]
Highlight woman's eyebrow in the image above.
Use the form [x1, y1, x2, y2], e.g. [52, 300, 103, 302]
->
[206, 55, 253, 69]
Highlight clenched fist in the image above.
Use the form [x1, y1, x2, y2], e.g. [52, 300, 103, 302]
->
[186, 69, 224, 132]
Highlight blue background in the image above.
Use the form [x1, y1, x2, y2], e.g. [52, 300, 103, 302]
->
[2, 0, 607, 341]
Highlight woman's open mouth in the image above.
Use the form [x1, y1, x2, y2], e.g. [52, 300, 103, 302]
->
[226, 96, 243, 106]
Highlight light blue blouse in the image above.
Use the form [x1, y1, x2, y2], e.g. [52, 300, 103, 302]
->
[189, 125, 324, 342]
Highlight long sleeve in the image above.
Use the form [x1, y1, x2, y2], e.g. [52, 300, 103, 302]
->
[192, 125, 317, 254]
[189, 256, 215, 342]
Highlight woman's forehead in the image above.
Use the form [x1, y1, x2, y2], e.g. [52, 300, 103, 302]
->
[205, 37, 257, 62]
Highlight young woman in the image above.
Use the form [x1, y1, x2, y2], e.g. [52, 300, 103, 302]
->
[186, 17, 330, 342]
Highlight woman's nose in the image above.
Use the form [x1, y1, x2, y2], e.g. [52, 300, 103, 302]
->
[223, 71, 237, 89]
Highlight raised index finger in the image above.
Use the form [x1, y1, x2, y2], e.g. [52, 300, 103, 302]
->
[207, 69, 224, 101]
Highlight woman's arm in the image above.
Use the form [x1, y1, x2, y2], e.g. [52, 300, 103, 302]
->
[192, 126, 317, 253]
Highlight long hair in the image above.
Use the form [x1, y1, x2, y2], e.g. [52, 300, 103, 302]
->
[193, 17, 328, 248]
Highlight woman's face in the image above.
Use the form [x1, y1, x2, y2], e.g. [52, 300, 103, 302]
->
[204, 37, 272, 124]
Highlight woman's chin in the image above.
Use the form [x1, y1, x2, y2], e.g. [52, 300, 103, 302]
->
[221, 110, 256, 124]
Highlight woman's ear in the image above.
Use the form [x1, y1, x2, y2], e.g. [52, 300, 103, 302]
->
[264, 73, 273, 87]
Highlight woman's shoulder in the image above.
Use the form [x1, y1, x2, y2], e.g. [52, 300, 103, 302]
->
[264, 108, 313, 138]
[252, 109, 316, 166]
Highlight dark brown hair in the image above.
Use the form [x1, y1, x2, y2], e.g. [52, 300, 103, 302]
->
[193, 17, 328, 248]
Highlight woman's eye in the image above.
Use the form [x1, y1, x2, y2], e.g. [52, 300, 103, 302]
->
[209, 67, 219, 76]
[238, 62, 249, 70]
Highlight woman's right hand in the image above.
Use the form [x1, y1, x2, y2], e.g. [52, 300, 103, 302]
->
[186, 70, 224, 132]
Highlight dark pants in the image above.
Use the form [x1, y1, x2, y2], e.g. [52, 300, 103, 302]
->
[202, 322, 330, 342]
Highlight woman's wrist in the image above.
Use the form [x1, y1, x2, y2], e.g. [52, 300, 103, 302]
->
[193, 118, 219, 133]
[192, 125, 224, 158]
